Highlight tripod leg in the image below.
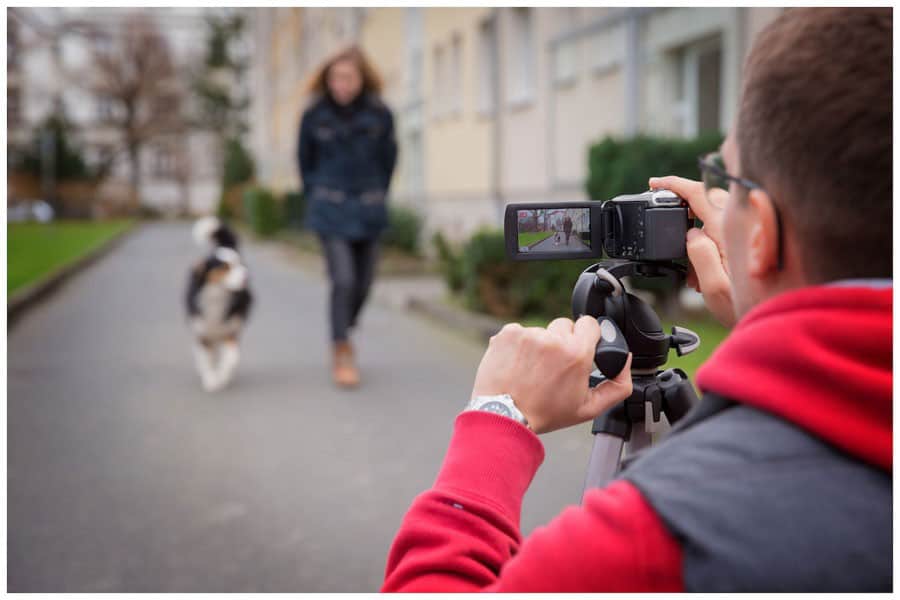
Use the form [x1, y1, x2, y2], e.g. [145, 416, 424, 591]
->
[582, 433, 625, 500]
[624, 426, 652, 456]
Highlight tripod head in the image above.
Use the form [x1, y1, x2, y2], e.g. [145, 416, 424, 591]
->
[572, 260, 699, 378]
[572, 260, 702, 478]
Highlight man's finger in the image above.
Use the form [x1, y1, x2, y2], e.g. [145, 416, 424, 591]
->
[572, 315, 602, 352]
[649, 175, 714, 223]
[686, 263, 700, 292]
[577, 353, 633, 421]
[547, 317, 575, 338]
[686, 228, 730, 300]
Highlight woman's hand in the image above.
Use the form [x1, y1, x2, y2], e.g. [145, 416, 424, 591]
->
[471, 317, 633, 435]
[650, 176, 737, 327]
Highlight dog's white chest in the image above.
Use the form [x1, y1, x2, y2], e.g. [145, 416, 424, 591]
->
[198, 284, 230, 323]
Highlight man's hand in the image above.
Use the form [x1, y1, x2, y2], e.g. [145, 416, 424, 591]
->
[649, 176, 737, 327]
[471, 316, 633, 435]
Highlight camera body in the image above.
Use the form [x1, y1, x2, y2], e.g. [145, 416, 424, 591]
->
[504, 189, 691, 262]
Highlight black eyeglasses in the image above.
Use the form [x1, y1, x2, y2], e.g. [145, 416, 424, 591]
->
[697, 151, 784, 271]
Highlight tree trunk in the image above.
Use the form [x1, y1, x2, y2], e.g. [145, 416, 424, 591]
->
[127, 142, 141, 211]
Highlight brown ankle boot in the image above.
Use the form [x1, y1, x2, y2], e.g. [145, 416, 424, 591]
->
[332, 341, 360, 388]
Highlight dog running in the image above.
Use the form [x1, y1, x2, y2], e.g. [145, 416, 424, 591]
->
[186, 217, 253, 392]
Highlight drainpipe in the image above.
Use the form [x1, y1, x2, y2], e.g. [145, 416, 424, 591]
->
[623, 8, 641, 137]
[546, 16, 556, 193]
[489, 9, 504, 224]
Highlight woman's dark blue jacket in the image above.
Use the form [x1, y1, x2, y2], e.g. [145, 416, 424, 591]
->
[297, 93, 398, 240]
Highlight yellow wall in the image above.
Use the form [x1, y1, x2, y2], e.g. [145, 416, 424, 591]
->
[359, 8, 405, 108]
[423, 8, 493, 198]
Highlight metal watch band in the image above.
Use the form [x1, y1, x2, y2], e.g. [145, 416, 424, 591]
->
[465, 393, 529, 428]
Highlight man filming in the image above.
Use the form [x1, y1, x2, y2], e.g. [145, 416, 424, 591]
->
[382, 7, 891, 592]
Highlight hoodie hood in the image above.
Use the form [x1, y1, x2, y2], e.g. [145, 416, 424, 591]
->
[696, 283, 892, 471]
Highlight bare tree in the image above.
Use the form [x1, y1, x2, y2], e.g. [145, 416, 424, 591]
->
[88, 13, 185, 206]
[172, 136, 193, 216]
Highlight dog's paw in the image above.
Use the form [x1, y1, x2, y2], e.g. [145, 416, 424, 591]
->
[201, 373, 221, 393]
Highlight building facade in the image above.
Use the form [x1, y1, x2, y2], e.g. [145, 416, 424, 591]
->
[8, 7, 223, 216]
[248, 7, 783, 241]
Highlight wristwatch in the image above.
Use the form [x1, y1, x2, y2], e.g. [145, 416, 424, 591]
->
[465, 394, 530, 429]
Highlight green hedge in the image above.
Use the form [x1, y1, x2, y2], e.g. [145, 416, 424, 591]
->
[243, 186, 282, 236]
[283, 190, 306, 228]
[435, 228, 594, 320]
[585, 133, 723, 201]
[433, 231, 465, 292]
[217, 138, 255, 219]
[437, 134, 726, 321]
[222, 138, 255, 188]
[383, 204, 423, 255]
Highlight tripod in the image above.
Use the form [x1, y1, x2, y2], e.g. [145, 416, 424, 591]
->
[571, 261, 701, 499]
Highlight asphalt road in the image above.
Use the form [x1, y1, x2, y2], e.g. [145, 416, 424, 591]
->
[530, 232, 590, 253]
[8, 222, 598, 592]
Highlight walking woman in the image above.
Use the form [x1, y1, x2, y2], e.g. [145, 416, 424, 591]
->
[298, 46, 397, 388]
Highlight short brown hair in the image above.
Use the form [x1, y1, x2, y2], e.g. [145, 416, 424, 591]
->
[305, 45, 383, 96]
[737, 8, 892, 282]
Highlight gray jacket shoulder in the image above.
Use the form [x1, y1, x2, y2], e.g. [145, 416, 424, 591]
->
[620, 402, 891, 592]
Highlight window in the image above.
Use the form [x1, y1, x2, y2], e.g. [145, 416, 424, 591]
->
[433, 35, 462, 118]
[92, 33, 114, 57]
[96, 96, 114, 122]
[449, 33, 463, 115]
[404, 129, 424, 200]
[8, 17, 19, 68]
[553, 41, 578, 87]
[672, 35, 722, 136]
[405, 8, 424, 102]
[432, 43, 446, 118]
[589, 25, 625, 75]
[154, 146, 177, 178]
[507, 8, 535, 107]
[553, 8, 579, 87]
[477, 17, 498, 114]
[7, 88, 21, 128]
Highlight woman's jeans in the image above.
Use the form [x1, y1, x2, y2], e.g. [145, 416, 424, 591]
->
[319, 236, 380, 342]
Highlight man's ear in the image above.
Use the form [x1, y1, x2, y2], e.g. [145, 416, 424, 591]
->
[745, 189, 780, 277]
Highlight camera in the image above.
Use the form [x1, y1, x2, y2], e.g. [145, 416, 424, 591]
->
[504, 189, 692, 262]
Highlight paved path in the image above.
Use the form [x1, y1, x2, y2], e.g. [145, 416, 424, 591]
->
[530, 232, 591, 253]
[8, 222, 597, 592]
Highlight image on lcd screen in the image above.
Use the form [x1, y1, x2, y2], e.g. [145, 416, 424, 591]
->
[517, 208, 591, 253]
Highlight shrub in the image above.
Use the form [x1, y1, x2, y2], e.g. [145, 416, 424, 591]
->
[18, 114, 95, 182]
[584, 133, 724, 316]
[382, 204, 423, 255]
[432, 232, 465, 292]
[282, 190, 306, 229]
[243, 186, 282, 236]
[216, 192, 235, 220]
[585, 133, 724, 201]
[456, 228, 593, 320]
[222, 137, 255, 189]
[436, 134, 727, 320]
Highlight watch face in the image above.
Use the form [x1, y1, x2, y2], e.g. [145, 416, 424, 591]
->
[480, 401, 513, 418]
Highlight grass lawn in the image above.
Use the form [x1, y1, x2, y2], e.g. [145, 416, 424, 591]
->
[517, 231, 554, 248]
[522, 314, 730, 383]
[8, 220, 133, 295]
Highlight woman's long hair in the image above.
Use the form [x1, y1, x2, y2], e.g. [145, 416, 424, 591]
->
[305, 45, 384, 97]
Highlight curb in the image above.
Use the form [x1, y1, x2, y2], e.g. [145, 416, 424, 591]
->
[407, 296, 505, 343]
[8, 223, 139, 328]
[526, 232, 555, 250]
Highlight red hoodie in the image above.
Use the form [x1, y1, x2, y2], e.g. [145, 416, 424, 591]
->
[381, 284, 892, 592]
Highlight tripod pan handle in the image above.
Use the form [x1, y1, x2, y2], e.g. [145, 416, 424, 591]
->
[595, 317, 630, 379]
